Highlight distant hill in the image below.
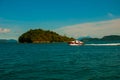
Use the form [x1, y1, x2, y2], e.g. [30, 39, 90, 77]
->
[7, 39, 17, 43]
[0, 39, 7, 43]
[0, 39, 17, 43]
[101, 35, 120, 40]
[18, 29, 74, 43]
[80, 35, 120, 42]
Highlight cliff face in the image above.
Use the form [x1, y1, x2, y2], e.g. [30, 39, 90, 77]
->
[18, 29, 74, 43]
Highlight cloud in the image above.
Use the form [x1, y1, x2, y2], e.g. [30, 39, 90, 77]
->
[0, 28, 10, 33]
[54, 19, 120, 38]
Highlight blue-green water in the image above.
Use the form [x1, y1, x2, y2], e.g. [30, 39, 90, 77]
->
[0, 43, 120, 80]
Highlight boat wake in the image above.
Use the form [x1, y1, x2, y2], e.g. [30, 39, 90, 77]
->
[85, 43, 120, 46]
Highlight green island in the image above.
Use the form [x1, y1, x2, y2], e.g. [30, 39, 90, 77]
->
[18, 29, 74, 43]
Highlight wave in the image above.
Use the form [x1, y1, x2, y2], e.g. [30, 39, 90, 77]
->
[85, 43, 120, 46]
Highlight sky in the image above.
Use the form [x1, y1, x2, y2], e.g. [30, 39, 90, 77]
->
[0, 0, 120, 39]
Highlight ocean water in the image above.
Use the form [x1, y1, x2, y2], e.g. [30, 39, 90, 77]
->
[0, 43, 120, 80]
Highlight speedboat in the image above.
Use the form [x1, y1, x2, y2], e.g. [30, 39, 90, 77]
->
[68, 40, 84, 46]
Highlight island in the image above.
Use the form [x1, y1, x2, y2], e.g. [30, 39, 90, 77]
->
[80, 35, 120, 42]
[18, 29, 74, 43]
[0, 39, 17, 43]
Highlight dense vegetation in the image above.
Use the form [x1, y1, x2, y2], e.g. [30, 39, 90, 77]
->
[18, 29, 74, 43]
[81, 35, 120, 42]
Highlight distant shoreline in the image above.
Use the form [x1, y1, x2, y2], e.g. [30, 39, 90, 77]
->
[81, 35, 120, 42]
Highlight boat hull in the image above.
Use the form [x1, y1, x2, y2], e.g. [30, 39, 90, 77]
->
[69, 43, 83, 46]
[68, 40, 84, 46]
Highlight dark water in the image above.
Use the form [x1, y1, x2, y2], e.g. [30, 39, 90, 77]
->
[0, 43, 120, 80]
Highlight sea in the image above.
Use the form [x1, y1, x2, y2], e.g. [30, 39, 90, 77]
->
[0, 42, 120, 80]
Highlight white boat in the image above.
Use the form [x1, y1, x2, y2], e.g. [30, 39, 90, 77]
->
[68, 40, 84, 46]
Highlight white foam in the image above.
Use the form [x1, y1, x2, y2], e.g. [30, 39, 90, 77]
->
[85, 43, 120, 46]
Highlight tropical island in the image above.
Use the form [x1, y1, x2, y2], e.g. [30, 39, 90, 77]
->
[18, 29, 74, 43]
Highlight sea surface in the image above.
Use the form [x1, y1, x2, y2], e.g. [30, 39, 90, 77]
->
[0, 42, 120, 80]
